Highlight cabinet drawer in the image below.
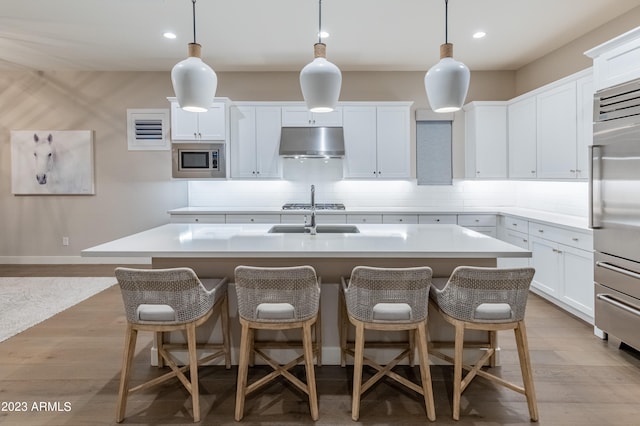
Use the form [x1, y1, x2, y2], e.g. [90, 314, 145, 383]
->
[281, 214, 347, 224]
[418, 214, 457, 225]
[500, 229, 529, 250]
[170, 214, 225, 224]
[225, 214, 281, 224]
[500, 215, 528, 232]
[457, 214, 497, 227]
[383, 214, 418, 224]
[347, 214, 383, 224]
[528, 221, 593, 251]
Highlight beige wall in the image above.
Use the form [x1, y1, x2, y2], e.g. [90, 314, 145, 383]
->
[515, 6, 640, 94]
[0, 71, 188, 258]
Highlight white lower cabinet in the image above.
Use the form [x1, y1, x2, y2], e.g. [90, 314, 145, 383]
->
[527, 222, 594, 323]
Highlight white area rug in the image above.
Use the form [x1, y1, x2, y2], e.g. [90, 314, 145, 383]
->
[0, 277, 115, 342]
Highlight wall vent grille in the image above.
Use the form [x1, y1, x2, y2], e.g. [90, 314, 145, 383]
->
[127, 109, 170, 150]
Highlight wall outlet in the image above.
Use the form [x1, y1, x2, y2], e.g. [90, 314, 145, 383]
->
[62, 236, 69, 246]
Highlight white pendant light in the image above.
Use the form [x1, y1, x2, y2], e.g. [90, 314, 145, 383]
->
[424, 0, 470, 113]
[300, 0, 342, 113]
[171, 0, 217, 113]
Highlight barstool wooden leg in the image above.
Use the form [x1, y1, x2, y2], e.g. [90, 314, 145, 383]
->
[416, 322, 436, 421]
[221, 293, 231, 369]
[452, 323, 465, 421]
[303, 320, 319, 420]
[351, 321, 365, 421]
[315, 305, 322, 367]
[186, 323, 200, 423]
[235, 322, 252, 421]
[116, 324, 137, 423]
[515, 321, 539, 422]
[339, 292, 348, 367]
[409, 329, 416, 367]
[156, 331, 164, 368]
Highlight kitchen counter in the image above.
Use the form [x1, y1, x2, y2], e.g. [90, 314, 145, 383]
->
[82, 223, 530, 260]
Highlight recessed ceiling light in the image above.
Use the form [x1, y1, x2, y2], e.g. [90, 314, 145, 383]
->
[163, 32, 177, 39]
[473, 31, 486, 39]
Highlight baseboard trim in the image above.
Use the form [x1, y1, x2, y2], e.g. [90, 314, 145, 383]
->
[0, 256, 151, 265]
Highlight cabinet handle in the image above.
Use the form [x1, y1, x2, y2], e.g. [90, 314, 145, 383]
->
[399, 218, 404, 222]
[193, 132, 197, 138]
[531, 170, 536, 174]
[476, 171, 481, 174]
[572, 237, 579, 242]
[436, 219, 440, 222]
[198, 132, 202, 138]
[512, 223, 518, 227]
[523, 239, 528, 243]
[250, 218, 255, 222]
[576, 169, 582, 173]
[570, 169, 576, 173]
[475, 219, 480, 223]
[256, 171, 260, 175]
[195, 218, 199, 222]
[538, 229, 544, 233]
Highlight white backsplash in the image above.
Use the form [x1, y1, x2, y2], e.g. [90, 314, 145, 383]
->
[188, 161, 588, 217]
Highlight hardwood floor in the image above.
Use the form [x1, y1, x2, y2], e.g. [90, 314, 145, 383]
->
[1, 265, 640, 425]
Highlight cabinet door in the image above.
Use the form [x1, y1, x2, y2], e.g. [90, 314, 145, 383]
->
[529, 235, 561, 297]
[576, 74, 594, 179]
[281, 106, 312, 126]
[198, 103, 226, 140]
[342, 106, 378, 178]
[536, 81, 577, 178]
[376, 106, 411, 178]
[508, 97, 537, 178]
[255, 107, 282, 178]
[229, 106, 258, 178]
[312, 109, 343, 126]
[561, 244, 594, 319]
[170, 101, 199, 140]
[465, 104, 507, 178]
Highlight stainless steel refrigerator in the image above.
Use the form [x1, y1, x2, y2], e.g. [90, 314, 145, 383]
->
[591, 78, 640, 351]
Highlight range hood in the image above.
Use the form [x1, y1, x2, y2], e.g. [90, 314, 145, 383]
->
[279, 126, 345, 158]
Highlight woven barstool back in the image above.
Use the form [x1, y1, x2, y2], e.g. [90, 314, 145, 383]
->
[345, 266, 432, 323]
[235, 265, 320, 323]
[116, 267, 218, 325]
[431, 266, 534, 323]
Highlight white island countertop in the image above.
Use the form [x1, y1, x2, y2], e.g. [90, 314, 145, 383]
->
[81, 223, 531, 259]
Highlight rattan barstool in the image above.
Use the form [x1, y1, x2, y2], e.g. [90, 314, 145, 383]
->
[233, 265, 321, 421]
[114, 267, 230, 423]
[429, 266, 538, 421]
[340, 266, 436, 422]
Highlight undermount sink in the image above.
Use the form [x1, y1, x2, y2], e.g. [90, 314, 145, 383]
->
[268, 225, 360, 234]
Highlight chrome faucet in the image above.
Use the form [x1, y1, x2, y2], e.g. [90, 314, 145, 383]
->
[305, 184, 317, 235]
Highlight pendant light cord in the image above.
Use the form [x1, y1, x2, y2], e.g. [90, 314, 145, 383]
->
[192, 0, 197, 44]
[318, 0, 323, 43]
[444, 0, 449, 44]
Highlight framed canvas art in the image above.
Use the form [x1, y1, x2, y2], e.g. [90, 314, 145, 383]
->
[11, 130, 95, 195]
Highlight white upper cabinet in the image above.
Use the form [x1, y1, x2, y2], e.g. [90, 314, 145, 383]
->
[342, 106, 377, 178]
[229, 105, 282, 178]
[585, 27, 640, 91]
[536, 81, 578, 179]
[342, 104, 411, 179]
[464, 102, 508, 179]
[508, 96, 537, 179]
[281, 106, 343, 127]
[169, 98, 226, 141]
[376, 106, 411, 178]
[576, 74, 594, 179]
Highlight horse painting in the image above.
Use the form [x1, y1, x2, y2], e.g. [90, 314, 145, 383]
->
[11, 130, 95, 195]
[33, 133, 54, 185]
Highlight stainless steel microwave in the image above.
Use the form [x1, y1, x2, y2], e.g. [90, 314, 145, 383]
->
[171, 143, 226, 178]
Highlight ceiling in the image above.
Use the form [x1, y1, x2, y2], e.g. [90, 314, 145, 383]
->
[1, 0, 639, 73]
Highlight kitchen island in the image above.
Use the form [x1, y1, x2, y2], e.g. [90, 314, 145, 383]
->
[83, 223, 531, 365]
